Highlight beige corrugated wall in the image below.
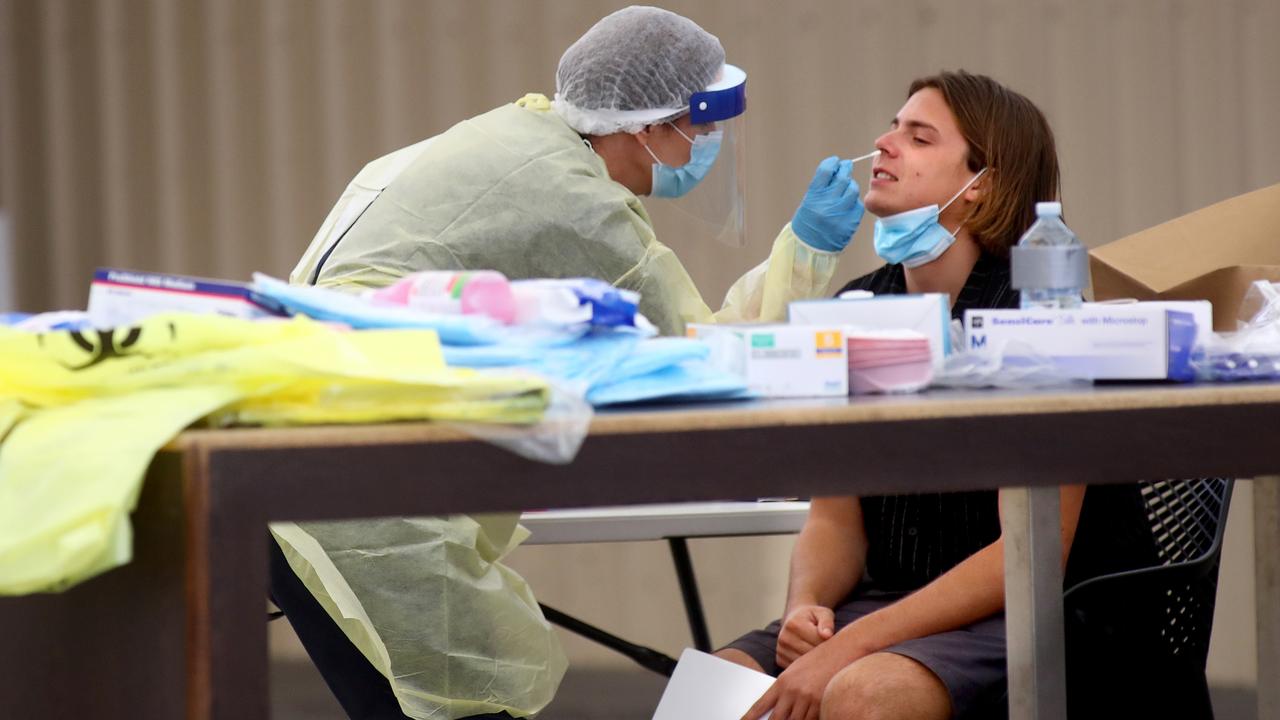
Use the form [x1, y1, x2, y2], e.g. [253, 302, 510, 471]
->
[3, 0, 1278, 686]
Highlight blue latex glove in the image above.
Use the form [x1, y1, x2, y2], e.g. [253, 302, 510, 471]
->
[790, 155, 865, 253]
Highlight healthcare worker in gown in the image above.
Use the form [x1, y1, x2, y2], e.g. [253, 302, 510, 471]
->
[273, 6, 868, 720]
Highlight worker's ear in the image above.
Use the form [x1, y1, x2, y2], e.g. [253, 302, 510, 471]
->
[634, 122, 680, 148]
[632, 124, 657, 149]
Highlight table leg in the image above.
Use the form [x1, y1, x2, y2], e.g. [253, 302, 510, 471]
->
[668, 537, 712, 652]
[187, 455, 272, 720]
[0, 453, 188, 719]
[1256, 477, 1280, 720]
[1002, 485, 1067, 720]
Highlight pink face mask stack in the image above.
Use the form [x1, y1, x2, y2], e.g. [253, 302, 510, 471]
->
[846, 329, 934, 395]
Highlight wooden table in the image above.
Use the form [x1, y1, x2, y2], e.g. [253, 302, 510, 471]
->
[3, 384, 1279, 720]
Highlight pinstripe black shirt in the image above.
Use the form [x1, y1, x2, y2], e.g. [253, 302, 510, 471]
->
[836, 254, 1018, 592]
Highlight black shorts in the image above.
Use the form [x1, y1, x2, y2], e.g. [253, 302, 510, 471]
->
[721, 593, 1007, 719]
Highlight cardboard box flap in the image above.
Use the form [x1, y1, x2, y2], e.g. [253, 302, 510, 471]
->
[1090, 182, 1280, 293]
[1089, 258, 1157, 302]
[1090, 182, 1280, 331]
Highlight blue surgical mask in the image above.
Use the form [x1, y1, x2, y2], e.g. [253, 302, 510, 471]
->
[873, 168, 987, 268]
[645, 124, 722, 198]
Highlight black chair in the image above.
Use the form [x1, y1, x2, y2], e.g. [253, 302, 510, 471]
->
[979, 478, 1235, 719]
[1059, 477, 1234, 719]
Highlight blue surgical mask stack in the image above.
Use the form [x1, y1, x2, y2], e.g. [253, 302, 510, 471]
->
[250, 273, 750, 407]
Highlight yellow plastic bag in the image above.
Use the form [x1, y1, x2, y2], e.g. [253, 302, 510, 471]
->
[0, 398, 25, 441]
[0, 314, 548, 595]
[0, 387, 239, 594]
[0, 314, 545, 414]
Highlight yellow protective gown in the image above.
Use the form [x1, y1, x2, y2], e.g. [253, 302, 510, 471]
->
[291, 93, 840, 337]
[281, 94, 842, 719]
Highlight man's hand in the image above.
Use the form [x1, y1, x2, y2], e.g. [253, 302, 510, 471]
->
[743, 636, 858, 720]
[776, 604, 835, 669]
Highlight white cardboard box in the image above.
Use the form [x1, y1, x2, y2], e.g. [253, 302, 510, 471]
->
[687, 323, 848, 397]
[962, 301, 1212, 380]
[788, 293, 950, 370]
[88, 268, 284, 327]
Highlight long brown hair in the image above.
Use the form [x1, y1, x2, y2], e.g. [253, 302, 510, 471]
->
[909, 71, 1060, 256]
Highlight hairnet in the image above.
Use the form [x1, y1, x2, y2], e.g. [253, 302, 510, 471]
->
[552, 6, 725, 136]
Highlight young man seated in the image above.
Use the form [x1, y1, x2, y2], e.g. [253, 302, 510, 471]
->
[717, 70, 1086, 720]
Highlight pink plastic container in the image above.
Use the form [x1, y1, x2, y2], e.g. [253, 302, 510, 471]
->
[848, 359, 934, 395]
[368, 270, 518, 324]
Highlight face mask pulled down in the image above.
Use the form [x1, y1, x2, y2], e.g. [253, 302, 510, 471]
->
[873, 168, 987, 268]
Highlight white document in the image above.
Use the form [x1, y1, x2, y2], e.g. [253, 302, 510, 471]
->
[651, 649, 775, 720]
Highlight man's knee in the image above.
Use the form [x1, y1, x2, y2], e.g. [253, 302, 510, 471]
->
[714, 648, 765, 673]
[819, 652, 951, 720]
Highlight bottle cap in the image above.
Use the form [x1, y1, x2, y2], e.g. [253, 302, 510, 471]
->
[1036, 201, 1062, 217]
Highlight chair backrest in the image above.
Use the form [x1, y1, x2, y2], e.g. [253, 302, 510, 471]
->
[1141, 478, 1231, 565]
[1064, 477, 1234, 671]
[1137, 477, 1233, 664]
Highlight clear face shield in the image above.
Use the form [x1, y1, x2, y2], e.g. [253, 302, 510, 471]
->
[662, 64, 748, 247]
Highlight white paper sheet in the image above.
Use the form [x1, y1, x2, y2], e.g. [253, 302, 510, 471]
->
[651, 648, 775, 720]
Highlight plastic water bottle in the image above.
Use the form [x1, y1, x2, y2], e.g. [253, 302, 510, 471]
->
[1010, 202, 1089, 309]
[369, 270, 518, 324]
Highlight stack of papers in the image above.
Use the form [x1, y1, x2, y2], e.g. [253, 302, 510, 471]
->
[847, 330, 933, 395]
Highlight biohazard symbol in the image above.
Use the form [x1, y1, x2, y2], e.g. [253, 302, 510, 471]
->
[48, 323, 177, 371]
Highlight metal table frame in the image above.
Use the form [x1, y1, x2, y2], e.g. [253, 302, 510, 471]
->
[522, 501, 810, 672]
[3, 385, 1279, 720]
